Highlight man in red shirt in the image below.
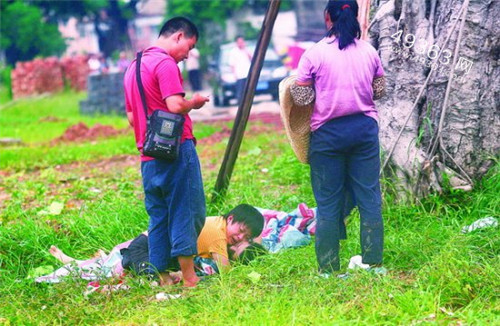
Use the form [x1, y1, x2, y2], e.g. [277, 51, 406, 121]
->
[124, 17, 209, 287]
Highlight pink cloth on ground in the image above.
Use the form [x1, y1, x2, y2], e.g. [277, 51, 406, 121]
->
[296, 37, 385, 131]
[259, 203, 317, 239]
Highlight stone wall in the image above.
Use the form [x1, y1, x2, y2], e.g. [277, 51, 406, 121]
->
[79, 72, 125, 116]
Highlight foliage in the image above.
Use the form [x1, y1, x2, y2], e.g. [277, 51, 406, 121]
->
[0, 65, 13, 101]
[0, 1, 66, 66]
[168, 0, 293, 34]
[237, 21, 261, 40]
[0, 0, 138, 65]
[167, 0, 246, 65]
[27, 0, 107, 22]
[168, 0, 245, 28]
[249, 0, 294, 13]
[0, 92, 498, 324]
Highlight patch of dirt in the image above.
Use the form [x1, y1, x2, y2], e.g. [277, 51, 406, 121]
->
[39, 116, 67, 123]
[50, 154, 140, 178]
[199, 114, 283, 147]
[197, 121, 284, 173]
[0, 115, 284, 212]
[48, 113, 282, 146]
[0, 189, 12, 209]
[0, 154, 142, 214]
[198, 125, 232, 146]
[51, 122, 128, 144]
[43, 156, 143, 212]
[206, 112, 283, 128]
[249, 112, 283, 127]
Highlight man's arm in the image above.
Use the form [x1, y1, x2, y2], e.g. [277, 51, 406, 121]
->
[126, 111, 134, 126]
[165, 93, 209, 114]
[125, 97, 135, 126]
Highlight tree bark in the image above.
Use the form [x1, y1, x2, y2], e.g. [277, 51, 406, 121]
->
[370, 0, 499, 196]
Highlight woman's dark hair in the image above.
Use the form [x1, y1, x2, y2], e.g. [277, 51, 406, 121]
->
[158, 17, 199, 39]
[325, 0, 361, 50]
[238, 242, 267, 264]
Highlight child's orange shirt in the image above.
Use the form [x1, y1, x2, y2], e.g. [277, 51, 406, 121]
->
[197, 216, 228, 259]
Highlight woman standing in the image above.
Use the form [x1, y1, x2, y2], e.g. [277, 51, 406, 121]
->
[296, 0, 386, 273]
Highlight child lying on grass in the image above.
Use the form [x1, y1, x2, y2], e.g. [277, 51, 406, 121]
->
[44, 238, 266, 284]
[38, 204, 266, 286]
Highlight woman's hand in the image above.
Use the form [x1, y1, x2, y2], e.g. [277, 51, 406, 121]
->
[372, 76, 386, 100]
[291, 82, 315, 106]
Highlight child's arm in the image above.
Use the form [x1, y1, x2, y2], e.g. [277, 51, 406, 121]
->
[211, 252, 231, 271]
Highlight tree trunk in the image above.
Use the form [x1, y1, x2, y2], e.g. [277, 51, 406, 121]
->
[369, 0, 499, 197]
[94, 0, 138, 58]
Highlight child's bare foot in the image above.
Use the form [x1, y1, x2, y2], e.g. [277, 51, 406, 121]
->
[169, 272, 182, 285]
[183, 275, 199, 288]
[49, 245, 75, 264]
[94, 249, 107, 259]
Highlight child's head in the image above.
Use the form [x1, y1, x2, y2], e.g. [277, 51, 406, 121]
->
[224, 204, 264, 245]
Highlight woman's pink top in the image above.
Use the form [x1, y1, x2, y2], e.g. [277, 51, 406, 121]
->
[296, 37, 385, 131]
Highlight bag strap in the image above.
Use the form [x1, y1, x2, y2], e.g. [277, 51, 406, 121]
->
[135, 51, 149, 123]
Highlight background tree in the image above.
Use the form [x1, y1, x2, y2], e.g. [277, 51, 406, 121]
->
[0, 1, 66, 66]
[1, 0, 139, 65]
[167, 0, 246, 61]
[32, 0, 139, 59]
[167, 0, 293, 64]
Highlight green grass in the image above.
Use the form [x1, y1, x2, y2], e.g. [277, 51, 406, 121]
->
[0, 91, 127, 143]
[0, 92, 499, 324]
[0, 91, 219, 171]
[0, 85, 11, 104]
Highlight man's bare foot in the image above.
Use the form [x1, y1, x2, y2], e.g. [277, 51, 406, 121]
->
[49, 245, 76, 264]
[177, 256, 199, 288]
[159, 272, 176, 287]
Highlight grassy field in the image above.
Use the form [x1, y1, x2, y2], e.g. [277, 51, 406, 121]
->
[0, 92, 498, 325]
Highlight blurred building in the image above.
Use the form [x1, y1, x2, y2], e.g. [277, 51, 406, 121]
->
[128, 0, 167, 51]
[58, 17, 99, 56]
[57, 0, 167, 56]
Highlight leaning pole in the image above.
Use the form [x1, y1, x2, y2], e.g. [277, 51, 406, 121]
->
[213, 0, 281, 200]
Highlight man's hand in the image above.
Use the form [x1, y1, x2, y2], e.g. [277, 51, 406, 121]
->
[191, 93, 210, 110]
[165, 93, 209, 114]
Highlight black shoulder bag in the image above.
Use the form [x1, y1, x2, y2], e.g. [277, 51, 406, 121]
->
[136, 51, 185, 161]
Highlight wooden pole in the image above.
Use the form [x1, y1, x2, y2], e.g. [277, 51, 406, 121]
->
[213, 0, 281, 200]
[358, 0, 372, 40]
